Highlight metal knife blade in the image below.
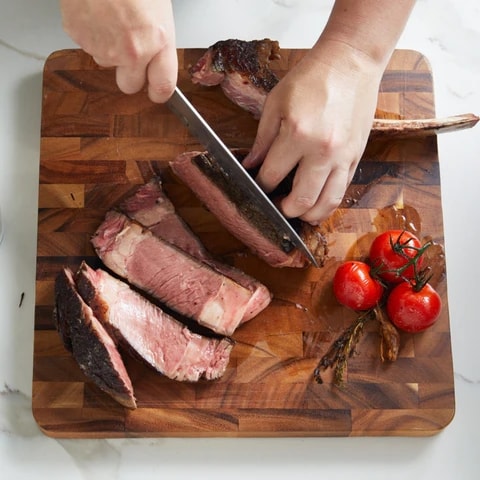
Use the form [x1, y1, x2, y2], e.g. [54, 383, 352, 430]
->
[167, 87, 318, 267]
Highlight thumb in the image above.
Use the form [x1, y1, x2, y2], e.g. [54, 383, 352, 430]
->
[146, 20, 178, 103]
[147, 46, 178, 103]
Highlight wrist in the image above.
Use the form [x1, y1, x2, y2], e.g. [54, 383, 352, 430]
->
[309, 36, 387, 83]
[317, 0, 415, 72]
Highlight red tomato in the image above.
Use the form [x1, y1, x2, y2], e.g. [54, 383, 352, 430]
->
[369, 230, 423, 283]
[386, 282, 442, 333]
[333, 261, 384, 311]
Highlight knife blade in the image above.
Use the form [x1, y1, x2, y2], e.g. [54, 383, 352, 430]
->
[167, 87, 319, 267]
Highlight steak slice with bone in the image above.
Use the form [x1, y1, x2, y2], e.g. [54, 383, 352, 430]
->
[190, 38, 280, 119]
[170, 152, 328, 268]
[191, 39, 480, 137]
[53, 267, 137, 409]
[119, 178, 271, 322]
[75, 262, 233, 381]
[92, 210, 257, 336]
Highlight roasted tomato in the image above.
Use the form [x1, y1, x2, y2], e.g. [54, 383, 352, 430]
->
[369, 230, 423, 283]
[386, 281, 442, 333]
[333, 261, 384, 311]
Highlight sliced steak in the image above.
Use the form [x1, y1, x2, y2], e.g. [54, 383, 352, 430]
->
[91, 210, 255, 336]
[170, 152, 327, 268]
[54, 268, 137, 409]
[120, 178, 272, 322]
[190, 38, 280, 119]
[120, 178, 212, 260]
[75, 262, 233, 381]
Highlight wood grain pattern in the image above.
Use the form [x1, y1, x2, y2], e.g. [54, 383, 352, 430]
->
[32, 48, 455, 438]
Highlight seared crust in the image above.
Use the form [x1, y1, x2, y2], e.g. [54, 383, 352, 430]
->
[54, 268, 137, 409]
[190, 38, 281, 92]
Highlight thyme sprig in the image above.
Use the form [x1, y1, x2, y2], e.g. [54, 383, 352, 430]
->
[313, 309, 375, 386]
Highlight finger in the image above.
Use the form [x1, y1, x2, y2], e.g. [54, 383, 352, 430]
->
[347, 158, 359, 184]
[254, 123, 305, 194]
[146, 33, 178, 103]
[298, 167, 350, 225]
[279, 156, 330, 219]
[242, 98, 281, 169]
[116, 64, 148, 94]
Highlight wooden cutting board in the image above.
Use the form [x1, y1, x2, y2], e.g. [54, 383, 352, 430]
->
[32, 48, 455, 438]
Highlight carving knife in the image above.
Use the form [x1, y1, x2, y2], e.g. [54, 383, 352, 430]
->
[167, 86, 319, 267]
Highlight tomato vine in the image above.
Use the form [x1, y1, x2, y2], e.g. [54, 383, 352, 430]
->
[315, 230, 441, 386]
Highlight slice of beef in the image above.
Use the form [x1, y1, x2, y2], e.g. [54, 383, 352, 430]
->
[190, 38, 280, 119]
[75, 262, 233, 381]
[54, 268, 137, 409]
[91, 210, 255, 336]
[170, 151, 327, 268]
[120, 178, 272, 322]
[120, 178, 210, 261]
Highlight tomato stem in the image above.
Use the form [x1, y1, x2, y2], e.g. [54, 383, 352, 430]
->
[375, 232, 433, 286]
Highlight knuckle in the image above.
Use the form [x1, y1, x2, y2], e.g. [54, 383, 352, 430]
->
[282, 117, 344, 158]
[156, 25, 169, 49]
[294, 195, 317, 209]
[124, 25, 169, 65]
[281, 194, 316, 218]
[283, 115, 312, 142]
[123, 38, 147, 64]
[261, 165, 284, 186]
[316, 131, 342, 157]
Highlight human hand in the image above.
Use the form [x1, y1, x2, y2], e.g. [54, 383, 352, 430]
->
[60, 0, 177, 103]
[243, 40, 384, 225]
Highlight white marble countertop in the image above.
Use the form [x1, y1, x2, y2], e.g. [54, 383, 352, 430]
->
[1, 0, 479, 478]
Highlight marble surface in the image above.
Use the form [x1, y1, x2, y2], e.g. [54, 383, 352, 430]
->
[1, 0, 479, 478]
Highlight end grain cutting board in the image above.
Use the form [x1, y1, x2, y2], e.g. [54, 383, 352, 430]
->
[32, 48, 455, 438]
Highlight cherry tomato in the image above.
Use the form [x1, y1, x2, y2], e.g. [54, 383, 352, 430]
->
[333, 261, 384, 311]
[369, 230, 423, 283]
[386, 282, 442, 333]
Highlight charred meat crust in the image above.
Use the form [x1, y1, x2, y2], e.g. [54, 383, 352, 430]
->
[191, 38, 280, 92]
[193, 151, 295, 254]
[54, 268, 137, 409]
[171, 151, 328, 268]
[189, 151, 328, 266]
[53, 270, 74, 352]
